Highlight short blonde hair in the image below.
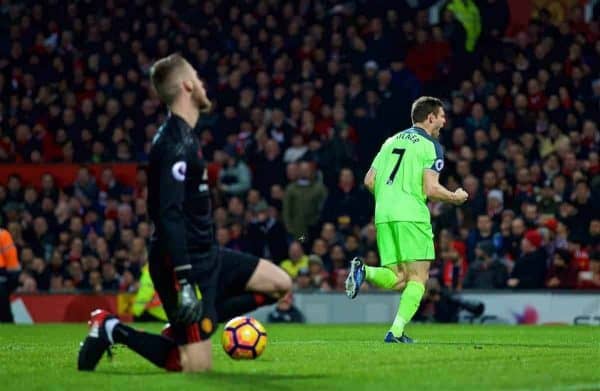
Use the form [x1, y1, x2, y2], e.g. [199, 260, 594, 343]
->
[149, 53, 188, 105]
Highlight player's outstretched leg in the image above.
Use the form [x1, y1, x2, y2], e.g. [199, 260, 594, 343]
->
[346, 258, 405, 299]
[385, 261, 429, 344]
[78, 309, 183, 372]
[244, 258, 292, 298]
[207, 248, 293, 325]
[215, 255, 292, 322]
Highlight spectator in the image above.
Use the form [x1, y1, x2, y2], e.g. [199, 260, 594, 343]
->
[464, 240, 508, 289]
[87, 270, 103, 292]
[71, 167, 98, 208]
[30, 257, 50, 291]
[439, 230, 468, 291]
[445, 0, 482, 53]
[310, 238, 332, 272]
[283, 133, 308, 163]
[101, 219, 118, 253]
[295, 268, 312, 290]
[307, 255, 331, 291]
[252, 139, 286, 196]
[245, 201, 288, 262]
[282, 161, 327, 239]
[329, 244, 348, 288]
[486, 189, 504, 224]
[117, 203, 135, 230]
[17, 271, 38, 293]
[462, 175, 485, 219]
[216, 227, 232, 249]
[322, 168, 372, 229]
[218, 152, 252, 197]
[101, 262, 120, 291]
[466, 214, 496, 262]
[344, 234, 362, 262]
[23, 186, 41, 217]
[545, 248, 578, 289]
[465, 102, 490, 133]
[503, 217, 526, 260]
[6, 174, 24, 204]
[577, 252, 600, 289]
[537, 184, 560, 215]
[226, 196, 246, 226]
[320, 222, 344, 248]
[267, 292, 305, 323]
[280, 241, 309, 278]
[27, 216, 54, 260]
[360, 223, 378, 254]
[98, 168, 125, 205]
[507, 230, 548, 289]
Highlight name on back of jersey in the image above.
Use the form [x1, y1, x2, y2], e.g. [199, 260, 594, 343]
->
[395, 133, 420, 144]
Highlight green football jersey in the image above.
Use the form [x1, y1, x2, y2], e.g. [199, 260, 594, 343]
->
[370, 126, 444, 223]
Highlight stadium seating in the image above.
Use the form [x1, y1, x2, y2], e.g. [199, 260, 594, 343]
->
[0, 0, 598, 294]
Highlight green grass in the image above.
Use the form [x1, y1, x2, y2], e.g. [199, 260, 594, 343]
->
[1, 323, 599, 391]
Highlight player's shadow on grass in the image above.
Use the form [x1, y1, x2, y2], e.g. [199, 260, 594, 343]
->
[100, 369, 175, 376]
[202, 372, 328, 391]
[206, 372, 326, 380]
[101, 370, 327, 383]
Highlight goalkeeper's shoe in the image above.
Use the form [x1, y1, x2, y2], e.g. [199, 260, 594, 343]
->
[384, 331, 414, 344]
[345, 257, 365, 299]
[78, 309, 116, 371]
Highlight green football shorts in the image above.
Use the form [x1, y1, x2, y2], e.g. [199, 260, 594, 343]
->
[376, 221, 435, 266]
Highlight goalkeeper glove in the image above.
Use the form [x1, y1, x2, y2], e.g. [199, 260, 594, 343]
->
[176, 282, 203, 325]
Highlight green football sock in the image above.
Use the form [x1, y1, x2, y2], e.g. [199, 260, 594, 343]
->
[364, 266, 399, 290]
[390, 280, 425, 336]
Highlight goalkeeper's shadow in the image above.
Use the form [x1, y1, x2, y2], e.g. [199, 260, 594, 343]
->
[101, 369, 327, 389]
[200, 371, 329, 391]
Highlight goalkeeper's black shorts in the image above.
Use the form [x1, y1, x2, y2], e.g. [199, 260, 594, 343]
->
[149, 243, 259, 344]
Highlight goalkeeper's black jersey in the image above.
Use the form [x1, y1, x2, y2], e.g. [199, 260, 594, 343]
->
[147, 113, 213, 270]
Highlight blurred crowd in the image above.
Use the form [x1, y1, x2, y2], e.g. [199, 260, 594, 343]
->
[0, 0, 599, 295]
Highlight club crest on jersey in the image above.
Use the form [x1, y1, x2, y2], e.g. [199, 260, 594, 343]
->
[435, 159, 444, 171]
[171, 161, 187, 181]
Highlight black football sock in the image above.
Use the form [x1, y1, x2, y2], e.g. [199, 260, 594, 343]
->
[112, 323, 180, 370]
[217, 293, 278, 322]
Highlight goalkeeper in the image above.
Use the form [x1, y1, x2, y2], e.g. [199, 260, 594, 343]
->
[78, 54, 291, 373]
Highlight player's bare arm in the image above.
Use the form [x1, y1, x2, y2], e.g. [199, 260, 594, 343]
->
[423, 170, 468, 205]
[364, 167, 376, 193]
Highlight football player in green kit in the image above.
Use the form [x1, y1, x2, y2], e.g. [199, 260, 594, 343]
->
[345, 96, 468, 343]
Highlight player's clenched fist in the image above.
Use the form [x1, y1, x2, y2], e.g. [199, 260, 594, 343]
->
[176, 283, 203, 324]
[452, 188, 469, 205]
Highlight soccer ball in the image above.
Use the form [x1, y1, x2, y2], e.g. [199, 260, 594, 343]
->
[221, 316, 267, 360]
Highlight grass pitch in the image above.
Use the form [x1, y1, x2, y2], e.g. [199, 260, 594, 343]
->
[0, 323, 598, 391]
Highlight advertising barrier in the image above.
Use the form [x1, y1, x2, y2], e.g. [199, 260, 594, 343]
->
[11, 293, 134, 324]
[10, 291, 600, 325]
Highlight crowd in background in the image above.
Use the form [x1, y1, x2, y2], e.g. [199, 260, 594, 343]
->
[1, 0, 599, 297]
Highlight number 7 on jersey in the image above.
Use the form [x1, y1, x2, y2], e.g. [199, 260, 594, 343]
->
[386, 148, 406, 185]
